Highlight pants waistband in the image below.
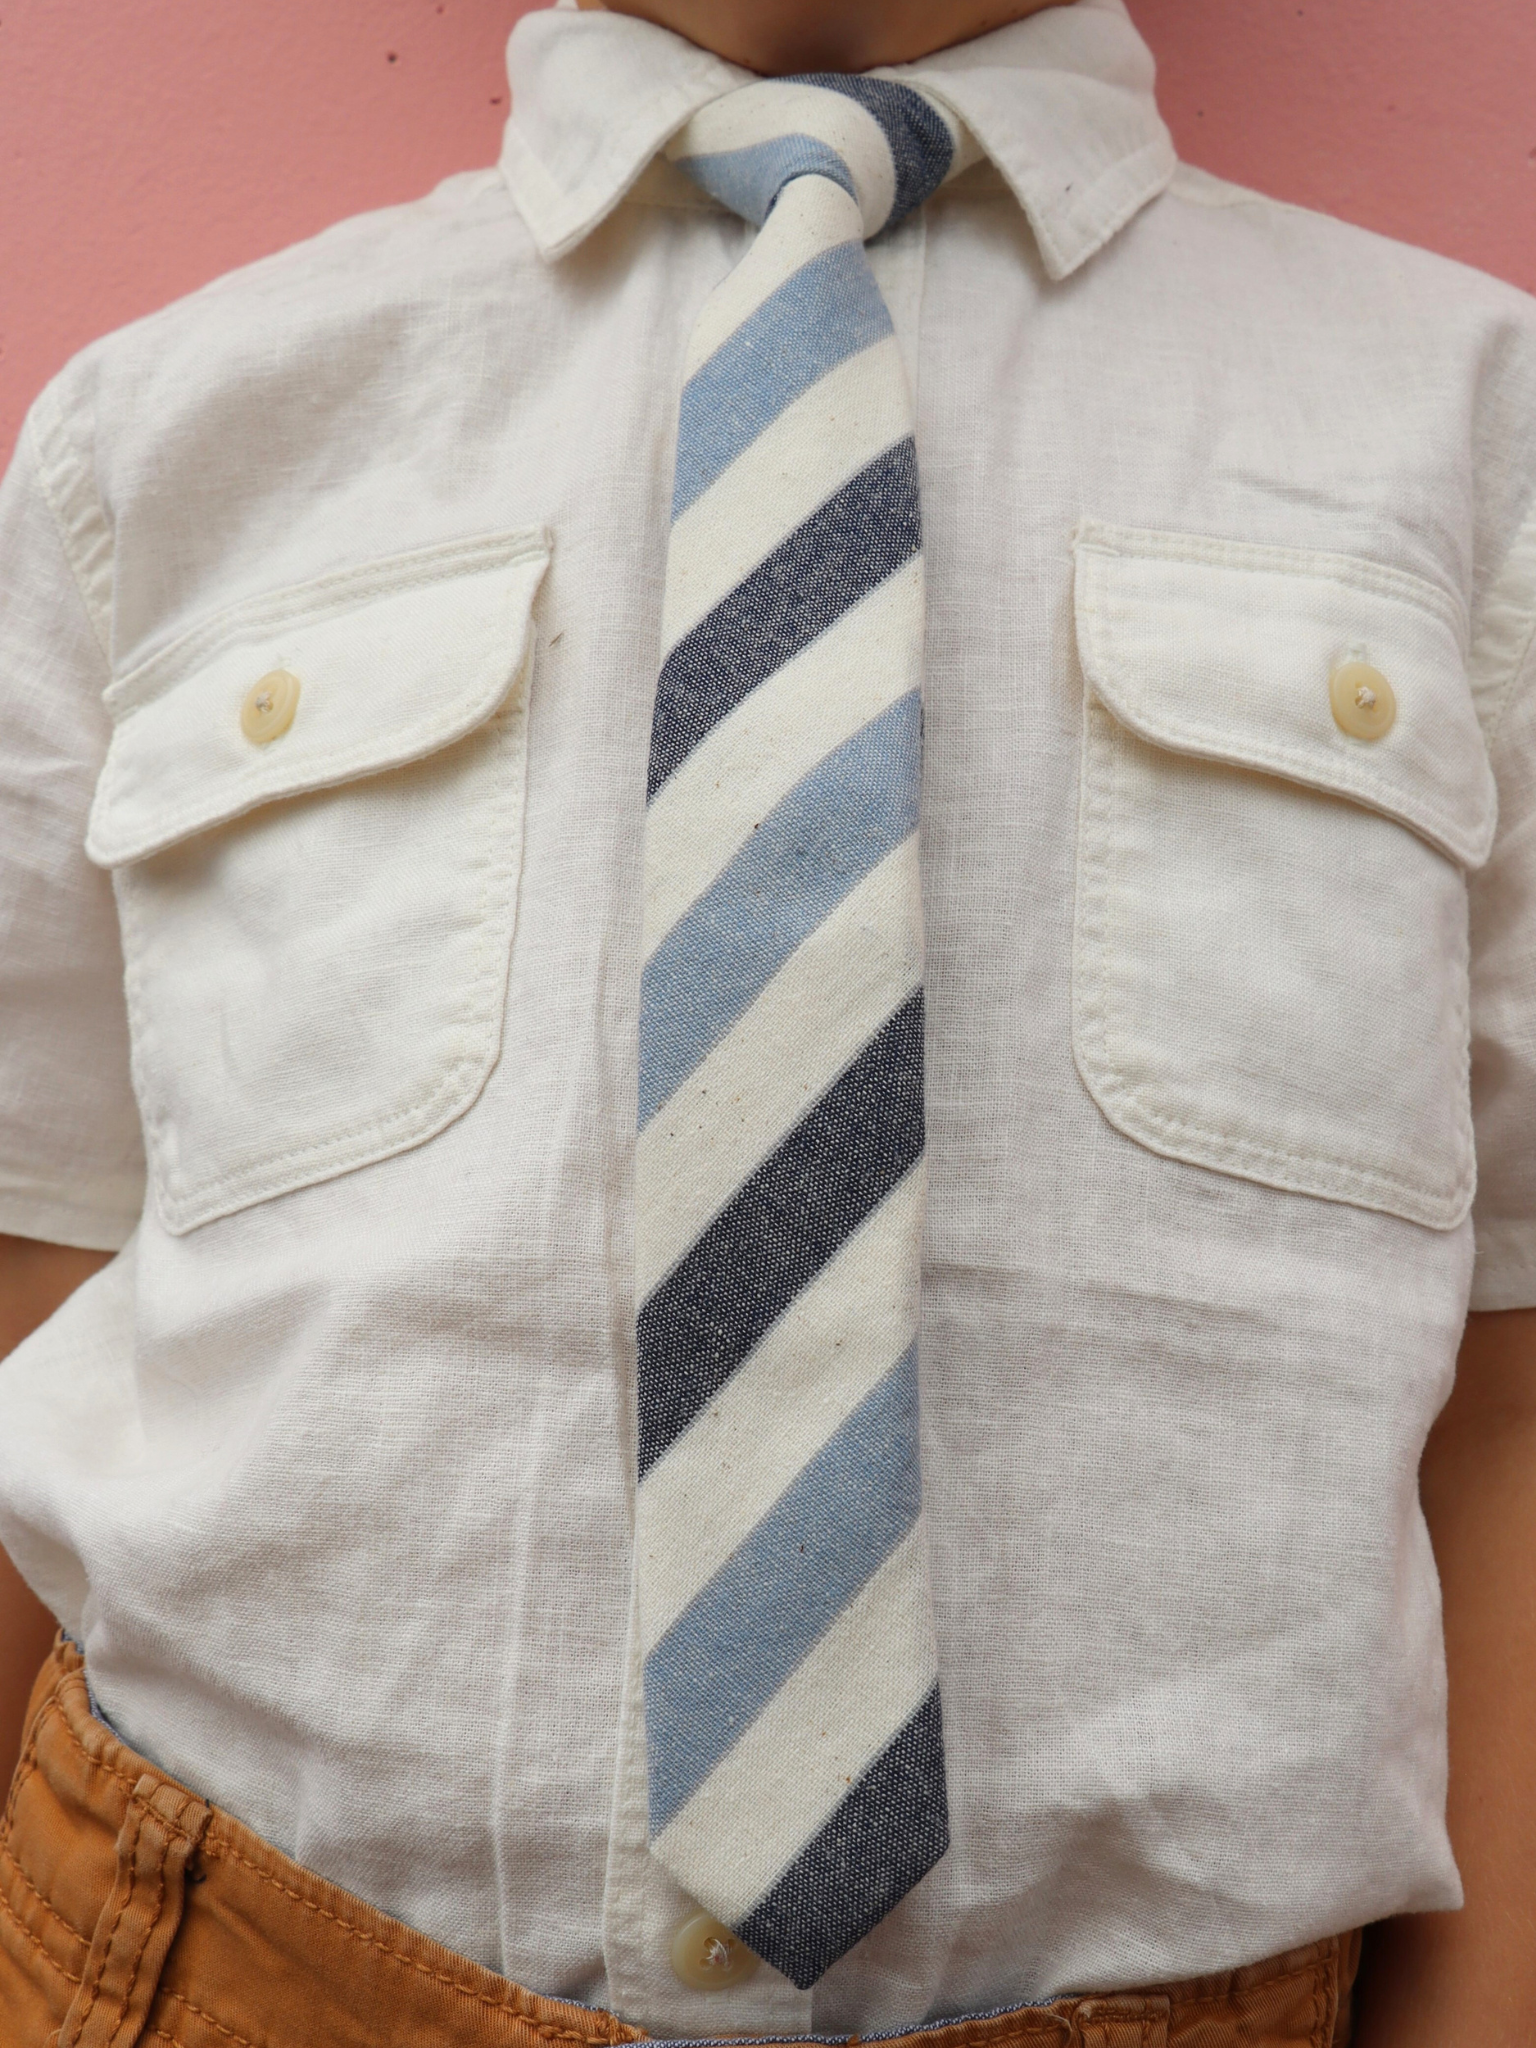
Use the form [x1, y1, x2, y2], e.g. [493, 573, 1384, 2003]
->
[1, 1639, 1360, 2048]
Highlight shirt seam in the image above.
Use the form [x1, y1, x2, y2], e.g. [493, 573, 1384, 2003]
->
[0, 1187, 140, 1254]
[1470, 1219, 1536, 1262]
[1473, 1255, 1536, 1282]
[1469, 484, 1536, 751]
[25, 385, 115, 668]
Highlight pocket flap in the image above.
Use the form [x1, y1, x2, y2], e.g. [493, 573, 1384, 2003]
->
[86, 529, 551, 868]
[1073, 520, 1497, 869]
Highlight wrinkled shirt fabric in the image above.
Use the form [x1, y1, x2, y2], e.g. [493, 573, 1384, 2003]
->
[2, 0, 1536, 2036]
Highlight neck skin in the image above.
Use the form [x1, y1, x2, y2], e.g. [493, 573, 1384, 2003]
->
[573, 0, 1071, 75]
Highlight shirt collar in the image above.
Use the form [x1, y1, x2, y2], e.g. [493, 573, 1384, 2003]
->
[499, 0, 1176, 281]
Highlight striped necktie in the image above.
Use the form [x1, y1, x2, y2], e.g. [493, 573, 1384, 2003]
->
[635, 76, 959, 1990]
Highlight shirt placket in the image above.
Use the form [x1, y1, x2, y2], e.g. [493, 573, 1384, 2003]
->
[599, 197, 935, 2040]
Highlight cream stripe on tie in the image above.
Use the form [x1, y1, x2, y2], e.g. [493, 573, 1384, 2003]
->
[636, 838, 924, 1298]
[636, 74, 960, 1990]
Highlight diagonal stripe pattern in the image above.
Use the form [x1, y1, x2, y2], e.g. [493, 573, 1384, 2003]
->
[636, 74, 959, 1990]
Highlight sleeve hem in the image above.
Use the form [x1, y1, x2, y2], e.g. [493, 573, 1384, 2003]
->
[26, 383, 115, 663]
[1469, 481, 1536, 749]
[1469, 1219, 1536, 1311]
[0, 1188, 140, 1254]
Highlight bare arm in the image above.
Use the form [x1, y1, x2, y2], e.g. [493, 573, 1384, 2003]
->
[1355, 1307, 1536, 2046]
[0, 1234, 112, 1779]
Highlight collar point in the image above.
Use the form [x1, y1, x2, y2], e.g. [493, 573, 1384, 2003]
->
[1024, 129, 1177, 282]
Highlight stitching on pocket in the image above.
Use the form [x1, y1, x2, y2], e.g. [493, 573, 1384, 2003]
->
[1075, 521, 1466, 635]
[0, 1864, 78, 1986]
[0, 1833, 95, 1953]
[119, 690, 528, 1232]
[191, 1842, 642, 2044]
[103, 528, 550, 717]
[153, 1991, 263, 2048]
[1074, 580, 1492, 871]
[1072, 692, 1476, 1226]
[89, 543, 548, 870]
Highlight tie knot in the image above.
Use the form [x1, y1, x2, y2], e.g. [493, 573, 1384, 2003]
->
[668, 77, 959, 240]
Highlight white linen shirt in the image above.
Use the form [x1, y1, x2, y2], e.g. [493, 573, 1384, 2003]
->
[3, 0, 1536, 2034]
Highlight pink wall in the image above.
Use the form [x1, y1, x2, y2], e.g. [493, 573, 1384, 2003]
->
[3, 0, 1535, 466]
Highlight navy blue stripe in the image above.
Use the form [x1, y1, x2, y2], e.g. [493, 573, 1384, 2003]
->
[672, 240, 890, 521]
[636, 993, 924, 1477]
[638, 694, 920, 1129]
[673, 134, 856, 228]
[735, 1685, 949, 1988]
[644, 1343, 922, 1836]
[788, 76, 955, 228]
[649, 437, 920, 801]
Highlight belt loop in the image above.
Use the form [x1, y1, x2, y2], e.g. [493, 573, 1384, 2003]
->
[57, 1773, 212, 2048]
[1069, 1994, 1170, 2048]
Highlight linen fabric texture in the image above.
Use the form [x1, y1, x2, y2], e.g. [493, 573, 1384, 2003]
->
[636, 77, 958, 1984]
[1, 0, 1536, 2036]
[0, 1639, 1363, 2048]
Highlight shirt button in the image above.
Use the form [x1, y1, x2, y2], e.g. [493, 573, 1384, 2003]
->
[669, 1910, 760, 1991]
[241, 669, 301, 744]
[1329, 659, 1395, 741]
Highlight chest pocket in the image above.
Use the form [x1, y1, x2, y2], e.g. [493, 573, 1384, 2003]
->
[1071, 520, 1496, 1230]
[86, 529, 550, 1234]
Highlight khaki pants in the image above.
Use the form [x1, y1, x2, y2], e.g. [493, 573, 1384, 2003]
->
[1, 1639, 1359, 2047]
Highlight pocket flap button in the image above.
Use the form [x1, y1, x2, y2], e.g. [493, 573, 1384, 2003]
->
[1329, 659, 1395, 741]
[241, 669, 301, 745]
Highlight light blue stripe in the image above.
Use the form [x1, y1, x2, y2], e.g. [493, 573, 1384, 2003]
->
[644, 1342, 923, 1837]
[675, 134, 856, 228]
[638, 690, 921, 1130]
[671, 241, 891, 521]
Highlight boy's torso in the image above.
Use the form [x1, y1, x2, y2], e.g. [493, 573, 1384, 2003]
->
[3, 2, 1536, 2035]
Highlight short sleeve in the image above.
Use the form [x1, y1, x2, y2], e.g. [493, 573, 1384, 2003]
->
[0, 403, 144, 1249]
[1469, 497, 1536, 1311]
